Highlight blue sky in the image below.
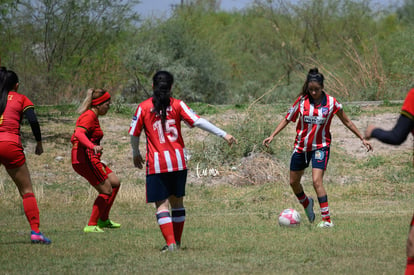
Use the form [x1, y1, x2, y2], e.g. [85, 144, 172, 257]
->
[136, 0, 404, 18]
[136, 0, 250, 18]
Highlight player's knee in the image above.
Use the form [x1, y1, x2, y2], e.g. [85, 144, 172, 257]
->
[289, 180, 300, 187]
[111, 179, 120, 188]
[407, 240, 414, 257]
[109, 175, 120, 187]
[312, 180, 323, 189]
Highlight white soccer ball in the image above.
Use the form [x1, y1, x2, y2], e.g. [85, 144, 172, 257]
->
[278, 208, 301, 227]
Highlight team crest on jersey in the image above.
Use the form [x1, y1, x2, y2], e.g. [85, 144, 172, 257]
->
[321, 107, 329, 116]
[130, 116, 137, 127]
[315, 150, 324, 160]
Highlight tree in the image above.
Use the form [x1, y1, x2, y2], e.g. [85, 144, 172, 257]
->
[123, 8, 229, 104]
[1, 0, 140, 104]
[397, 0, 414, 24]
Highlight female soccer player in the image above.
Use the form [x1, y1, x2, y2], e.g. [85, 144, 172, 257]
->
[71, 89, 121, 233]
[364, 88, 414, 275]
[263, 68, 372, 228]
[0, 67, 51, 244]
[129, 70, 237, 252]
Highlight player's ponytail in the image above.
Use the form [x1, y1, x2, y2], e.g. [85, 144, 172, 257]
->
[77, 88, 95, 114]
[77, 88, 108, 114]
[152, 71, 174, 130]
[0, 68, 19, 117]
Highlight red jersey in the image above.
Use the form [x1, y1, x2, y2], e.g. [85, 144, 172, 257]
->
[0, 91, 34, 144]
[285, 93, 343, 153]
[401, 88, 414, 135]
[71, 110, 103, 164]
[129, 97, 200, 175]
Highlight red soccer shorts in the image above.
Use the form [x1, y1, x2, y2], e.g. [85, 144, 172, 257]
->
[72, 161, 112, 186]
[0, 141, 25, 169]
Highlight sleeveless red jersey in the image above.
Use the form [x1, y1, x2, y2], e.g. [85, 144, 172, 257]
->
[129, 97, 200, 175]
[401, 88, 414, 135]
[285, 93, 343, 153]
[71, 109, 103, 164]
[0, 91, 34, 144]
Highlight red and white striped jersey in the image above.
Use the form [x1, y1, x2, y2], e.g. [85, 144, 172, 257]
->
[129, 97, 200, 175]
[285, 93, 342, 153]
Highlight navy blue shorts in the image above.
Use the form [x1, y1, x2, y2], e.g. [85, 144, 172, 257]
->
[290, 147, 330, 171]
[146, 170, 187, 203]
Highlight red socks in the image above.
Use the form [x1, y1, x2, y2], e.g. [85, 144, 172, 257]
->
[172, 208, 186, 244]
[22, 193, 40, 232]
[319, 201, 331, 222]
[317, 195, 331, 222]
[156, 208, 186, 246]
[100, 186, 119, 221]
[156, 210, 175, 246]
[406, 257, 414, 275]
[296, 192, 310, 209]
[88, 194, 110, 226]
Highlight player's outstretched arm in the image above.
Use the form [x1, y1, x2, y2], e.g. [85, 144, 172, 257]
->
[224, 134, 237, 146]
[193, 118, 237, 146]
[263, 118, 289, 147]
[365, 115, 414, 145]
[336, 109, 372, 152]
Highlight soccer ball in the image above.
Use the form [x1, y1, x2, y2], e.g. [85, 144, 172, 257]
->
[278, 208, 301, 227]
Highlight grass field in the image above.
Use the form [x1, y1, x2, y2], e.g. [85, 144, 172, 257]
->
[0, 103, 412, 274]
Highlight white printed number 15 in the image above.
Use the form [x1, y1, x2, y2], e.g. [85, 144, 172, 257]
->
[153, 119, 178, 143]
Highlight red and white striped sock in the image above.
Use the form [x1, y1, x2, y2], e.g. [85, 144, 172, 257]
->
[319, 202, 331, 222]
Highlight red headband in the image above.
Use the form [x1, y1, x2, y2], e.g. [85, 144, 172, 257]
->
[92, 92, 111, 106]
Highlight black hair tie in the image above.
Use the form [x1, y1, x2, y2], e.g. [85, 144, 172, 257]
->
[307, 74, 323, 83]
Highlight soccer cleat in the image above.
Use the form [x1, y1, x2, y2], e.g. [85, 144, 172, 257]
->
[160, 243, 177, 252]
[83, 225, 104, 233]
[317, 220, 334, 228]
[31, 231, 52, 244]
[304, 197, 316, 223]
[97, 219, 121, 229]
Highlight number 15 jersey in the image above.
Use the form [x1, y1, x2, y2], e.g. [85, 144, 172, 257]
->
[129, 97, 200, 175]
